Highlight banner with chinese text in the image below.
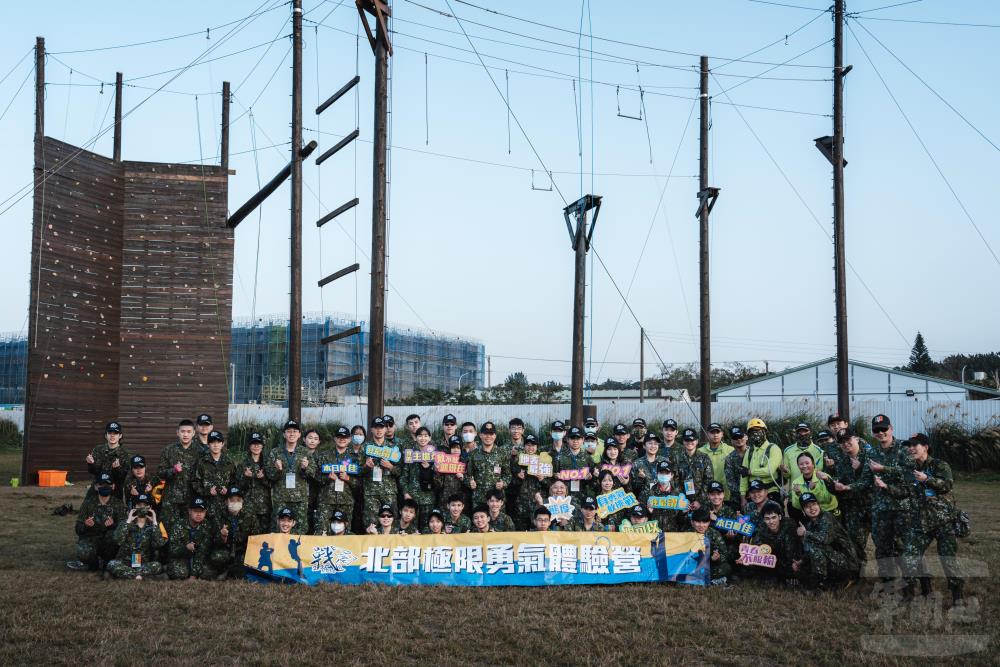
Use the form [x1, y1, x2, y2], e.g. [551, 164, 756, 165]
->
[245, 531, 708, 587]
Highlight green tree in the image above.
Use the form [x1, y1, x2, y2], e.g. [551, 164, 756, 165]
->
[906, 332, 936, 375]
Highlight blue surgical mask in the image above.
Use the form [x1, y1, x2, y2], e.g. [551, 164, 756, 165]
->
[351, 434, 364, 445]
[552, 431, 565, 441]
[657, 474, 672, 486]
[97, 486, 112, 497]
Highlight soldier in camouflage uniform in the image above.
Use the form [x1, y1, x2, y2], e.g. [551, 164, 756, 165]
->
[865, 415, 914, 582]
[624, 418, 649, 463]
[671, 429, 715, 510]
[444, 493, 472, 534]
[71, 473, 126, 571]
[265, 420, 316, 531]
[509, 435, 546, 529]
[394, 499, 422, 534]
[107, 494, 166, 579]
[209, 487, 259, 579]
[301, 428, 325, 533]
[642, 461, 684, 532]
[901, 434, 964, 601]
[485, 489, 517, 532]
[660, 419, 681, 460]
[165, 497, 218, 580]
[723, 426, 748, 509]
[122, 455, 157, 510]
[361, 416, 401, 528]
[84, 421, 131, 502]
[401, 426, 437, 529]
[192, 430, 237, 522]
[794, 492, 860, 590]
[553, 426, 593, 503]
[237, 432, 271, 532]
[609, 423, 632, 463]
[435, 435, 468, 512]
[747, 501, 801, 584]
[156, 419, 202, 531]
[631, 433, 666, 499]
[829, 428, 873, 564]
[569, 496, 608, 532]
[312, 426, 361, 535]
[465, 421, 512, 507]
[705, 481, 741, 548]
[690, 507, 733, 584]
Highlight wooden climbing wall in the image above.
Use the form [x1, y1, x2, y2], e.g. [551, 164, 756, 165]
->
[23, 139, 232, 482]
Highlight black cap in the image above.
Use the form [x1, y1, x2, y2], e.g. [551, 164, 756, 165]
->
[747, 479, 767, 493]
[207, 430, 224, 443]
[130, 455, 146, 468]
[190, 497, 208, 511]
[584, 417, 598, 427]
[95, 472, 114, 486]
[331, 510, 347, 522]
[799, 492, 819, 505]
[382, 415, 395, 426]
[690, 507, 711, 522]
[479, 421, 497, 434]
[448, 435, 462, 447]
[681, 428, 698, 441]
[227, 486, 244, 497]
[872, 414, 891, 428]
[443, 413, 457, 425]
[523, 434, 538, 446]
[283, 420, 301, 431]
[581, 496, 598, 510]
[613, 423, 629, 435]
[836, 428, 856, 442]
[196, 414, 213, 425]
[105, 421, 123, 434]
[629, 505, 646, 519]
[604, 436, 618, 447]
[335, 426, 350, 438]
[550, 420, 566, 431]
[428, 508, 445, 522]
[371, 416, 386, 428]
[248, 432, 265, 445]
[656, 460, 672, 473]
[707, 422, 722, 432]
[632, 418, 647, 428]
[276, 507, 295, 520]
[707, 481, 725, 493]
[729, 426, 745, 439]
[584, 432, 598, 441]
[662, 419, 678, 430]
[816, 430, 832, 440]
[134, 493, 152, 505]
[905, 433, 930, 447]
[378, 504, 395, 517]
[567, 426, 584, 439]
[795, 422, 811, 431]
[644, 432, 662, 444]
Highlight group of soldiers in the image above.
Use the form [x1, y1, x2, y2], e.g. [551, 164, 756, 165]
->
[68, 411, 965, 601]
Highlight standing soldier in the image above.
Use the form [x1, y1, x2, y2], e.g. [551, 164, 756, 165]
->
[829, 428, 872, 566]
[672, 428, 714, 511]
[901, 434, 964, 603]
[440, 414, 459, 449]
[723, 426, 748, 509]
[265, 420, 315, 531]
[237, 432, 271, 533]
[781, 423, 825, 488]
[698, 423, 732, 499]
[383, 414, 398, 445]
[361, 416, 401, 528]
[610, 424, 633, 462]
[301, 428, 325, 532]
[157, 419, 201, 531]
[660, 419, 680, 459]
[643, 461, 683, 532]
[401, 426, 437, 528]
[631, 433, 665, 499]
[194, 414, 214, 453]
[553, 426, 592, 503]
[312, 426, 361, 535]
[866, 414, 914, 586]
[122, 455, 157, 509]
[85, 421, 131, 502]
[627, 418, 649, 460]
[466, 421, 512, 508]
[193, 430, 236, 522]
[510, 434, 546, 529]
[739, 418, 782, 504]
[507, 418, 527, 455]
[435, 435, 468, 512]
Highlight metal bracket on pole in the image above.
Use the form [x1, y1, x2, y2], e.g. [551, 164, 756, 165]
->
[227, 140, 317, 228]
[317, 262, 360, 287]
[316, 75, 360, 115]
[356, 0, 392, 56]
[562, 194, 602, 250]
[695, 187, 720, 218]
[813, 136, 848, 167]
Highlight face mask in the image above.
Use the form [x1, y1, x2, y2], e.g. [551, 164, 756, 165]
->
[796, 434, 811, 446]
[584, 427, 597, 436]
[97, 486, 112, 497]
[228, 501, 243, 513]
[749, 430, 766, 446]
[462, 432, 476, 443]
[351, 434, 364, 445]
[551, 431, 564, 441]
[331, 522, 345, 534]
[657, 474, 672, 486]
[585, 442, 597, 453]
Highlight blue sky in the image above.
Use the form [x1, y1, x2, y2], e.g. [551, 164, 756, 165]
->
[1, 0, 998, 386]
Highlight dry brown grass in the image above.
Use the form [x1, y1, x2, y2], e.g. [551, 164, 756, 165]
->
[0, 450, 996, 666]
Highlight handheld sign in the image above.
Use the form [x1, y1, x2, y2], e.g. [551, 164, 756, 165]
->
[601, 463, 632, 478]
[596, 488, 639, 519]
[518, 453, 534, 467]
[619, 519, 660, 534]
[714, 515, 755, 537]
[556, 468, 589, 482]
[433, 452, 466, 475]
[365, 444, 402, 463]
[736, 543, 776, 568]
[647, 494, 689, 511]
[546, 495, 574, 521]
[528, 452, 553, 478]
[321, 461, 360, 475]
[403, 448, 437, 464]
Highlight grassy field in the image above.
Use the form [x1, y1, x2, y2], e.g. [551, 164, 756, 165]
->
[0, 448, 996, 666]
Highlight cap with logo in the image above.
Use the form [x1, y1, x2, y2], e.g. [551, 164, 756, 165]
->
[371, 416, 386, 428]
[836, 428, 856, 442]
[905, 433, 930, 447]
[227, 486, 244, 498]
[662, 419, 678, 430]
[584, 417, 598, 427]
[550, 420, 566, 431]
[248, 432, 265, 445]
[629, 505, 646, 518]
[196, 414, 213, 425]
[207, 430, 224, 443]
[95, 472, 114, 486]
[105, 421, 123, 434]
[190, 497, 208, 511]
[707, 481, 725, 493]
[134, 493, 152, 505]
[799, 492, 819, 505]
[827, 413, 844, 425]
[747, 479, 767, 493]
[378, 504, 395, 517]
[283, 419, 301, 431]
[816, 430, 832, 441]
[382, 415, 395, 426]
[442, 413, 457, 425]
[524, 434, 538, 445]
[632, 418, 647, 428]
[613, 423, 629, 435]
[581, 497, 598, 510]
[729, 426, 745, 439]
[681, 428, 698, 441]
[276, 507, 295, 520]
[130, 455, 146, 468]
[643, 432, 662, 444]
[707, 422, 722, 432]
[795, 422, 811, 432]
[331, 510, 347, 522]
[604, 437, 617, 447]
[656, 460, 672, 473]
[567, 426, 584, 439]
[872, 414, 891, 429]
[448, 435, 462, 447]
[335, 426, 350, 438]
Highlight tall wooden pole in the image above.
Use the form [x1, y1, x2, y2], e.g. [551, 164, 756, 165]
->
[832, 0, 849, 419]
[289, 0, 304, 421]
[220, 80, 230, 172]
[112, 72, 123, 162]
[570, 209, 587, 426]
[698, 55, 711, 429]
[367, 4, 390, 425]
[34, 37, 44, 140]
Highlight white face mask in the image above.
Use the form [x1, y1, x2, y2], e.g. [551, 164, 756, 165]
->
[228, 501, 243, 513]
[657, 474, 672, 486]
[584, 426, 597, 435]
[551, 431, 565, 441]
[462, 432, 476, 443]
[330, 522, 345, 534]
[351, 434, 364, 445]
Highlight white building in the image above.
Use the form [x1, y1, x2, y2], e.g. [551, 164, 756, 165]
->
[553, 388, 691, 403]
[713, 357, 1000, 402]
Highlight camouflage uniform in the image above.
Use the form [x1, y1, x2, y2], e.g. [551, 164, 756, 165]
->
[86, 443, 132, 501]
[361, 444, 401, 527]
[311, 448, 360, 535]
[867, 439, 914, 579]
[723, 448, 747, 507]
[236, 453, 271, 532]
[465, 445, 512, 507]
[553, 448, 592, 503]
[156, 441, 201, 531]
[569, 516, 608, 532]
[509, 467, 546, 530]
[690, 526, 732, 581]
[902, 457, 963, 597]
[832, 447, 872, 563]
[107, 519, 166, 579]
[74, 496, 126, 569]
[265, 445, 316, 530]
[444, 513, 472, 534]
[799, 510, 860, 587]
[192, 453, 238, 522]
[748, 517, 801, 582]
[642, 482, 683, 532]
[488, 512, 518, 532]
[434, 465, 468, 514]
[630, 455, 664, 498]
[401, 452, 437, 529]
[393, 521, 421, 535]
[165, 519, 217, 580]
[671, 449, 715, 507]
[122, 471, 158, 509]
[210, 509, 260, 578]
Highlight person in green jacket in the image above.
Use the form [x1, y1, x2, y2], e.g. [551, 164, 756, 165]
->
[789, 451, 838, 522]
[723, 426, 748, 509]
[265, 420, 315, 531]
[107, 494, 166, 579]
[698, 422, 733, 498]
[781, 423, 825, 488]
[739, 418, 782, 504]
[793, 492, 859, 590]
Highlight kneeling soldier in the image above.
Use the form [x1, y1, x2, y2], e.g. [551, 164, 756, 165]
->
[166, 497, 217, 580]
[107, 494, 166, 580]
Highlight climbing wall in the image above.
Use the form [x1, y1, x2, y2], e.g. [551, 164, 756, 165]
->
[23, 139, 232, 481]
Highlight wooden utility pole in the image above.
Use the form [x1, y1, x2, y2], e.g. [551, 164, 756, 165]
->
[832, 0, 849, 420]
[487, 355, 492, 388]
[564, 195, 602, 427]
[366, 0, 391, 426]
[220, 80, 230, 172]
[289, 0, 304, 422]
[697, 56, 720, 431]
[639, 327, 645, 404]
[113, 72, 123, 162]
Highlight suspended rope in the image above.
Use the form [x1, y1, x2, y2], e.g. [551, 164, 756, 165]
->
[314, 24, 326, 318]
[504, 69, 511, 154]
[62, 68, 73, 139]
[424, 52, 429, 145]
[248, 109, 265, 399]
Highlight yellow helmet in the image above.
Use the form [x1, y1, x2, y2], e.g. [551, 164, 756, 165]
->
[746, 418, 767, 431]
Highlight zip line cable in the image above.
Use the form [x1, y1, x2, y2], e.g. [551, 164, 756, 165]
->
[712, 7, 829, 72]
[0, 47, 33, 89]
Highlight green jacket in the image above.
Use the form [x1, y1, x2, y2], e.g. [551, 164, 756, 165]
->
[699, 442, 734, 496]
[740, 441, 781, 495]
[789, 474, 838, 514]
[444, 514, 472, 534]
[193, 452, 238, 502]
[782, 442, 825, 479]
[157, 441, 201, 505]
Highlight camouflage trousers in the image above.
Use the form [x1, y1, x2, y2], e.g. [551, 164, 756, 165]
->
[161, 501, 191, 534]
[76, 536, 118, 569]
[903, 522, 963, 595]
[871, 508, 908, 579]
[209, 548, 248, 579]
[313, 500, 355, 536]
[416, 503, 435, 531]
[270, 501, 308, 532]
[107, 558, 163, 579]
[165, 556, 218, 580]
[841, 504, 871, 563]
[363, 493, 396, 529]
[801, 541, 858, 585]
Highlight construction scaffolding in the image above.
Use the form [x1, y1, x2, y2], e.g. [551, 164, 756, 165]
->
[0, 333, 26, 406]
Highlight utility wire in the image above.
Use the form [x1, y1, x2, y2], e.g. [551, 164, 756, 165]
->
[852, 0, 924, 13]
[713, 6, 829, 72]
[0, 47, 33, 89]
[0, 65, 33, 124]
[854, 16, 1000, 29]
